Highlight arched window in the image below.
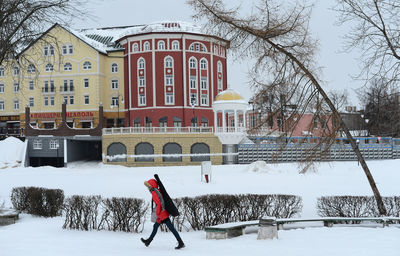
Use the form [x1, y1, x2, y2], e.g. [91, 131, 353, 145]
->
[132, 43, 139, 52]
[217, 61, 223, 90]
[163, 143, 182, 162]
[27, 64, 36, 73]
[200, 59, 207, 70]
[135, 142, 154, 162]
[158, 40, 165, 50]
[107, 142, 127, 162]
[189, 57, 197, 69]
[111, 63, 118, 73]
[189, 42, 207, 52]
[214, 45, 218, 55]
[45, 63, 53, 72]
[164, 57, 173, 68]
[138, 58, 145, 69]
[64, 62, 72, 71]
[143, 41, 150, 51]
[191, 143, 210, 162]
[83, 61, 91, 70]
[172, 40, 180, 50]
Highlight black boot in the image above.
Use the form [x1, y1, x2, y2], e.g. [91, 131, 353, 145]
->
[175, 240, 185, 250]
[141, 238, 152, 247]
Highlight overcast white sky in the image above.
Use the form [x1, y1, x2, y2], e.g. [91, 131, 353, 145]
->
[74, 0, 363, 107]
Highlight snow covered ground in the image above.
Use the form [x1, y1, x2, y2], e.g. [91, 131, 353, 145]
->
[0, 138, 399, 255]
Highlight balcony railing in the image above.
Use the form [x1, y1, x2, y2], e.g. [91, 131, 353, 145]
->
[103, 126, 214, 135]
[41, 87, 56, 93]
[59, 86, 74, 93]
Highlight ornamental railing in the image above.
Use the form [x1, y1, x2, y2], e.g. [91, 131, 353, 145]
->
[103, 126, 214, 135]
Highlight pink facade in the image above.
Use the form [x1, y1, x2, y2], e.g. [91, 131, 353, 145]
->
[117, 24, 229, 128]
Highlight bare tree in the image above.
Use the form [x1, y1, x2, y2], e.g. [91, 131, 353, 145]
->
[335, 0, 400, 85]
[188, 0, 387, 215]
[0, 0, 87, 65]
[329, 89, 349, 112]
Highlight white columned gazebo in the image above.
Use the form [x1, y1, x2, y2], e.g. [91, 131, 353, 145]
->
[212, 89, 249, 164]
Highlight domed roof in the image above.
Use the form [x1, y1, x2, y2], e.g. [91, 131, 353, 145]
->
[215, 89, 244, 101]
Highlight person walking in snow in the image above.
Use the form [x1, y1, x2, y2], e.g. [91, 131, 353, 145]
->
[141, 178, 185, 249]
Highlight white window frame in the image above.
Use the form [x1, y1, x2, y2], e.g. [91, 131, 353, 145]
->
[44, 96, 49, 106]
[111, 97, 119, 107]
[111, 79, 119, 89]
[164, 57, 173, 68]
[139, 77, 145, 87]
[45, 63, 53, 72]
[201, 94, 208, 106]
[143, 41, 150, 51]
[50, 96, 55, 106]
[190, 76, 197, 89]
[13, 99, 19, 110]
[27, 64, 36, 73]
[29, 80, 34, 91]
[190, 93, 198, 106]
[49, 140, 59, 150]
[165, 75, 173, 86]
[13, 67, 19, 76]
[0, 84, 4, 93]
[84, 78, 89, 88]
[157, 40, 165, 50]
[83, 61, 92, 70]
[165, 93, 174, 105]
[29, 97, 34, 107]
[200, 59, 207, 69]
[0, 67, 4, 77]
[62, 44, 73, 55]
[138, 58, 145, 69]
[189, 58, 197, 69]
[69, 95, 74, 105]
[33, 140, 42, 150]
[200, 77, 208, 90]
[139, 95, 146, 106]
[84, 95, 89, 105]
[111, 63, 118, 73]
[63, 96, 68, 104]
[13, 83, 19, 93]
[132, 43, 139, 52]
[64, 62, 72, 71]
[43, 45, 54, 56]
[0, 100, 4, 110]
[172, 40, 180, 50]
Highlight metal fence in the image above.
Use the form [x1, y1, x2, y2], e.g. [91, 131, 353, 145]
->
[238, 139, 400, 164]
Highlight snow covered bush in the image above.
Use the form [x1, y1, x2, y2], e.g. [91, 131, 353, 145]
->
[63, 195, 148, 233]
[179, 194, 302, 230]
[102, 197, 148, 233]
[317, 196, 400, 218]
[11, 187, 64, 217]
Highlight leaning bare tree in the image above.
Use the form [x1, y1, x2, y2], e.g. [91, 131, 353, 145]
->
[0, 0, 87, 65]
[188, 0, 387, 215]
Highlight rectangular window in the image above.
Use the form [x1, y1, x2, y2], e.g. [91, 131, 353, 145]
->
[69, 96, 74, 105]
[84, 78, 89, 88]
[217, 79, 222, 89]
[111, 79, 118, 89]
[44, 80, 49, 92]
[13, 83, 19, 93]
[29, 97, 34, 107]
[165, 93, 174, 105]
[69, 80, 74, 91]
[165, 75, 173, 85]
[0, 83, 4, 93]
[49, 140, 59, 149]
[0, 101, 4, 110]
[33, 140, 42, 150]
[50, 80, 55, 92]
[139, 95, 146, 106]
[13, 67, 19, 76]
[63, 80, 68, 92]
[200, 77, 208, 90]
[0, 68, 4, 76]
[44, 96, 49, 106]
[50, 96, 55, 106]
[111, 97, 119, 106]
[201, 94, 208, 105]
[69, 45, 73, 54]
[62, 45, 67, 55]
[84, 95, 89, 105]
[29, 80, 34, 90]
[63, 96, 68, 104]
[139, 77, 145, 87]
[14, 99, 19, 110]
[190, 76, 196, 89]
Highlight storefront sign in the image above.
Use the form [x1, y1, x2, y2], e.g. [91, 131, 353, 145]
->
[0, 115, 19, 121]
[30, 111, 95, 119]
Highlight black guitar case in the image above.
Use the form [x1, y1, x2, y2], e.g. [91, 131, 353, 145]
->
[154, 174, 180, 217]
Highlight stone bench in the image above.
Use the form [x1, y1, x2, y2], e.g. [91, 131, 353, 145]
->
[205, 220, 259, 239]
[0, 209, 20, 226]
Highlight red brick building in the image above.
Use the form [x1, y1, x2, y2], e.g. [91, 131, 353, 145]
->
[116, 22, 229, 128]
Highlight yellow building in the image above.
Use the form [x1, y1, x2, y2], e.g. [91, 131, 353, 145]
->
[0, 24, 125, 132]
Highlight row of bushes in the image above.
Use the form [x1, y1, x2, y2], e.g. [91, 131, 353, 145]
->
[11, 187, 64, 217]
[317, 196, 400, 217]
[63, 195, 148, 232]
[171, 194, 302, 231]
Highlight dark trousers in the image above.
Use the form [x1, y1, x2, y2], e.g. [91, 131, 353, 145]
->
[149, 217, 183, 243]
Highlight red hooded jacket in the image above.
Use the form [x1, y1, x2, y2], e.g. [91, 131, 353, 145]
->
[147, 179, 170, 223]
